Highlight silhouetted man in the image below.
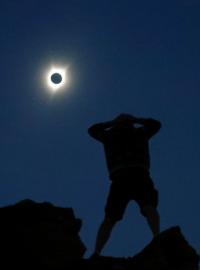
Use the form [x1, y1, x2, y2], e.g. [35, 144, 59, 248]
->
[88, 114, 161, 257]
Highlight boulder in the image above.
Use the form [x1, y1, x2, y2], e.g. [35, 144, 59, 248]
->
[0, 199, 86, 267]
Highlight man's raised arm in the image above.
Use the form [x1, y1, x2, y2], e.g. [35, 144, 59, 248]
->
[88, 120, 115, 141]
[134, 117, 162, 138]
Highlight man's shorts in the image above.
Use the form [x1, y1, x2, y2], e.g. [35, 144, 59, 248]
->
[105, 167, 158, 222]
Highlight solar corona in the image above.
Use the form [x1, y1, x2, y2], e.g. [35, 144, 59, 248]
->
[46, 67, 67, 92]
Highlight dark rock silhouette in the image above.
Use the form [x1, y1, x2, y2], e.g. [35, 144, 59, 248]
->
[0, 199, 199, 270]
[0, 199, 86, 268]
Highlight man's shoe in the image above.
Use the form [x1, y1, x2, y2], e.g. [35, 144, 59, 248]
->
[89, 253, 100, 260]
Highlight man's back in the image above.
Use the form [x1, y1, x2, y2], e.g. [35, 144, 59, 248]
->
[102, 126, 150, 176]
[88, 116, 161, 177]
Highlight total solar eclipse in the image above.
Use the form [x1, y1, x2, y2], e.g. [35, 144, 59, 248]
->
[46, 66, 67, 92]
[51, 73, 62, 84]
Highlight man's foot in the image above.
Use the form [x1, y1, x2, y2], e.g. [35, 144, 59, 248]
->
[89, 252, 100, 260]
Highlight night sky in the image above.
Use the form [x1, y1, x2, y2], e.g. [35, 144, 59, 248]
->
[0, 0, 199, 257]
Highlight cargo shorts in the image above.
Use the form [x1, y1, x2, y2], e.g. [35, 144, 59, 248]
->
[105, 168, 158, 221]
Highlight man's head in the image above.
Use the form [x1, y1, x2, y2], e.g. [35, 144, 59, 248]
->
[113, 113, 136, 128]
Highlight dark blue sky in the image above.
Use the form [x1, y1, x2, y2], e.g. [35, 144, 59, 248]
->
[0, 0, 199, 257]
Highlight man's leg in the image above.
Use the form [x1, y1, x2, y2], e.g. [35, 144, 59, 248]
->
[93, 216, 116, 255]
[91, 176, 127, 257]
[142, 205, 160, 237]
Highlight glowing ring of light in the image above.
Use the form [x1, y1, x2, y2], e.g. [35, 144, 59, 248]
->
[46, 67, 67, 92]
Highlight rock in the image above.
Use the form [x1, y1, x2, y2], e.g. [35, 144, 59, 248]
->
[0, 199, 86, 268]
[128, 226, 200, 270]
[0, 199, 199, 270]
[83, 226, 199, 270]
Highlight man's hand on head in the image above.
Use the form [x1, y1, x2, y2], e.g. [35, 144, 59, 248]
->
[114, 113, 137, 122]
[113, 113, 137, 124]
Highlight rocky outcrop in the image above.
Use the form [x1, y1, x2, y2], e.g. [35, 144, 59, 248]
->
[70, 226, 200, 270]
[0, 199, 199, 270]
[0, 199, 86, 268]
[130, 226, 199, 270]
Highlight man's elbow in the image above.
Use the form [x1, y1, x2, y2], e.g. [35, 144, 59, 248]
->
[156, 120, 162, 131]
[153, 120, 162, 135]
[147, 118, 162, 135]
[88, 126, 95, 137]
[88, 124, 102, 140]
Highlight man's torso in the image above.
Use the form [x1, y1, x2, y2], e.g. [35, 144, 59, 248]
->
[102, 126, 150, 177]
